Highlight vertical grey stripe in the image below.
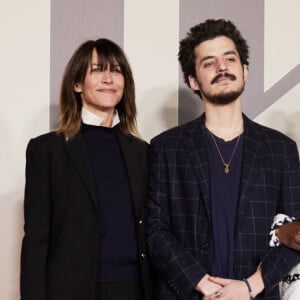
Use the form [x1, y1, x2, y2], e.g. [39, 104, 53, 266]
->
[179, 0, 264, 124]
[50, 0, 124, 129]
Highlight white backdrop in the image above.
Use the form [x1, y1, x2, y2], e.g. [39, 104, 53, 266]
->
[0, 1, 50, 299]
[0, 0, 299, 299]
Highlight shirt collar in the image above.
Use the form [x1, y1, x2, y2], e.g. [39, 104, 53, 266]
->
[81, 107, 120, 127]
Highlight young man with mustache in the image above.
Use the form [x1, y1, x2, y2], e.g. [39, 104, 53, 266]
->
[147, 19, 300, 300]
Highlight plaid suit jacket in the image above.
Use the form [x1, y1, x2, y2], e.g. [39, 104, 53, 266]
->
[147, 114, 300, 300]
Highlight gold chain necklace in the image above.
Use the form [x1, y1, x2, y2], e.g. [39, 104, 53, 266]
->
[208, 131, 241, 175]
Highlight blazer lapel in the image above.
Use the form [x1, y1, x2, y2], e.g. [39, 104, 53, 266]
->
[183, 115, 211, 216]
[236, 116, 263, 226]
[64, 132, 98, 214]
[116, 128, 146, 217]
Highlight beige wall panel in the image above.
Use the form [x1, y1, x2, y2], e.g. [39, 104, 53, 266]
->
[0, 1, 50, 299]
[264, 0, 300, 90]
[124, 0, 179, 141]
[257, 0, 300, 149]
[255, 84, 300, 150]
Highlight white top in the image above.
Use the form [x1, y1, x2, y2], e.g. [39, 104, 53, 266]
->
[81, 107, 120, 127]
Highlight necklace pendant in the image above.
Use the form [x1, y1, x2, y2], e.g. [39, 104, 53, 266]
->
[224, 164, 229, 174]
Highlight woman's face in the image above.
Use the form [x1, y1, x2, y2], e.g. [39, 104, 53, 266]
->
[74, 48, 125, 117]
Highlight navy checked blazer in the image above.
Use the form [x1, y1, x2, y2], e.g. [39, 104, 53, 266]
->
[147, 114, 300, 300]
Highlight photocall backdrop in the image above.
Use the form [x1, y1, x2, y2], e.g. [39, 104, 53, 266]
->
[0, 0, 299, 298]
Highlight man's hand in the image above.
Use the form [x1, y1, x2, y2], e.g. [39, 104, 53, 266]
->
[202, 277, 248, 300]
[277, 222, 300, 251]
[202, 269, 264, 299]
[195, 274, 222, 295]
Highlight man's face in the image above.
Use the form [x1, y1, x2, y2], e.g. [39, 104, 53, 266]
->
[188, 36, 248, 105]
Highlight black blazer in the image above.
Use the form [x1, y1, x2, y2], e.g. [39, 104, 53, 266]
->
[20, 125, 152, 300]
[147, 114, 300, 300]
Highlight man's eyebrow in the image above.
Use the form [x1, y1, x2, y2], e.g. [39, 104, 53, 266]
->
[223, 50, 238, 56]
[199, 56, 215, 64]
[199, 50, 238, 64]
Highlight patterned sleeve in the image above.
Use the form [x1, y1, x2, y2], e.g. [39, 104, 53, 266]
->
[269, 214, 295, 247]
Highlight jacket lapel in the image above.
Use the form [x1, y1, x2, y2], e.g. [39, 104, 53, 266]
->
[64, 132, 98, 214]
[236, 115, 263, 226]
[183, 115, 211, 216]
[182, 114, 263, 220]
[116, 128, 146, 217]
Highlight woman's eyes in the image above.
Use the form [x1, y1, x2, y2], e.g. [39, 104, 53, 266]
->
[91, 66, 121, 73]
[111, 67, 122, 73]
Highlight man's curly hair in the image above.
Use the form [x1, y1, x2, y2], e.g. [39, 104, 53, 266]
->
[178, 19, 249, 90]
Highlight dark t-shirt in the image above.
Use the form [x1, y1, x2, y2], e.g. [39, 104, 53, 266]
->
[205, 128, 243, 278]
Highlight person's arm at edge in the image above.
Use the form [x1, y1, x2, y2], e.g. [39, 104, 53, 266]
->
[277, 222, 300, 251]
[261, 141, 300, 291]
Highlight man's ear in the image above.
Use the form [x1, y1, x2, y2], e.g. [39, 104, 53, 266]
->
[243, 64, 249, 82]
[188, 75, 200, 91]
[74, 83, 82, 93]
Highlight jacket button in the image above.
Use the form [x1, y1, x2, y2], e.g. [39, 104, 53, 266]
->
[140, 253, 146, 259]
[138, 219, 143, 224]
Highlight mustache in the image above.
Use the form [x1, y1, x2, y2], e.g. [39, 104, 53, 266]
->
[211, 73, 236, 84]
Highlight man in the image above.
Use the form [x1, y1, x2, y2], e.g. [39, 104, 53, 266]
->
[147, 19, 300, 300]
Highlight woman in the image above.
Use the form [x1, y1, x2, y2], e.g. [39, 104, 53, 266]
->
[20, 39, 151, 300]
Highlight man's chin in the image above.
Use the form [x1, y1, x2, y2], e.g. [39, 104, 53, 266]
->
[205, 93, 240, 105]
[204, 87, 244, 105]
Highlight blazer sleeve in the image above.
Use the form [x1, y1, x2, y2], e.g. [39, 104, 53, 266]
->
[20, 138, 51, 300]
[146, 139, 205, 300]
[261, 140, 300, 291]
